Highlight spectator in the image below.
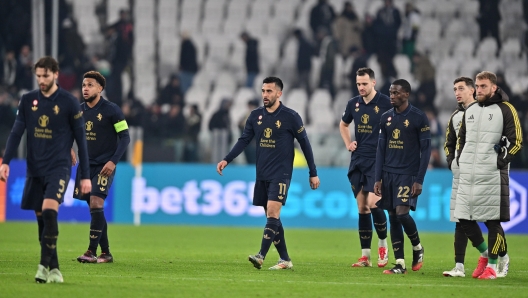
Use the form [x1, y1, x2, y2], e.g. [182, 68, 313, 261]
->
[238, 99, 259, 164]
[107, 9, 134, 107]
[362, 14, 379, 56]
[15, 45, 33, 91]
[333, 1, 363, 58]
[310, 0, 336, 40]
[209, 99, 232, 163]
[158, 74, 184, 107]
[2, 0, 31, 56]
[179, 32, 198, 94]
[412, 52, 436, 110]
[401, 2, 420, 61]
[143, 103, 164, 145]
[184, 104, 202, 162]
[496, 72, 512, 97]
[348, 47, 368, 97]
[122, 97, 145, 162]
[375, 0, 401, 80]
[477, 0, 501, 51]
[317, 28, 337, 98]
[1, 51, 17, 90]
[424, 107, 443, 168]
[240, 32, 260, 88]
[293, 29, 315, 95]
[164, 104, 186, 162]
[0, 88, 16, 153]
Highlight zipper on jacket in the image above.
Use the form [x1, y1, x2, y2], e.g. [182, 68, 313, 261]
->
[469, 106, 484, 220]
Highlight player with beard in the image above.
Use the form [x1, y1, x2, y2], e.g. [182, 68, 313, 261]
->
[374, 79, 431, 274]
[217, 77, 320, 270]
[339, 68, 391, 268]
[0, 57, 91, 283]
[75, 71, 130, 264]
[455, 71, 522, 279]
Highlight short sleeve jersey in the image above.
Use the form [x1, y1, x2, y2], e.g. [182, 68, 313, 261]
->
[378, 104, 431, 175]
[81, 97, 128, 166]
[341, 92, 392, 158]
[16, 88, 84, 176]
[241, 102, 307, 180]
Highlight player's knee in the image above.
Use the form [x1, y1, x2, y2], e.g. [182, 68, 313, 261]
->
[358, 205, 370, 214]
[89, 196, 105, 209]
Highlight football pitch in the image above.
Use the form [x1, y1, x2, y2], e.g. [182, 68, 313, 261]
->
[1, 222, 526, 297]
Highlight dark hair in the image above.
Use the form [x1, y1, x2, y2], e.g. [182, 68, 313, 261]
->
[453, 77, 475, 89]
[476, 71, 497, 85]
[392, 79, 411, 93]
[34, 56, 59, 73]
[356, 67, 375, 79]
[83, 70, 106, 90]
[263, 77, 283, 91]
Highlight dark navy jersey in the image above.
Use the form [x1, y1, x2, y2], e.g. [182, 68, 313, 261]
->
[80, 97, 129, 165]
[377, 104, 431, 179]
[341, 92, 392, 158]
[10, 88, 85, 176]
[230, 102, 309, 180]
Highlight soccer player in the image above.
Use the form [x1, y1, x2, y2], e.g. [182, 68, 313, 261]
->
[75, 71, 130, 263]
[339, 68, 391, 267]
[455, 71, 521, 279]
[0, 57, 91, 283]
[442, 77, 477, 277]
[216, 77, 320, 270]
[373, 79, 431, 274]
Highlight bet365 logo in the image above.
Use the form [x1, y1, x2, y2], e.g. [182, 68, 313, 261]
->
[502, 178, 527, 232]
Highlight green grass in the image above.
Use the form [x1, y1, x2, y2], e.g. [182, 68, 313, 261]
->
[0, 222, 526, 297]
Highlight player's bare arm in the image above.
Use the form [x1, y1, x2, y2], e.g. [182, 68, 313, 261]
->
[339, 120, 357, 151]
[0, 164, 9, 182]
[374, 181, 382, 197]
[100, 161, 116, 177]
[71, 148, 77, 166]
[216, 160, 228, 176]
[411, 182, 422, 197]
[309, 176, 320, 190]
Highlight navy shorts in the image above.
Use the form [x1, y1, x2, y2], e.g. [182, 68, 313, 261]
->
[73, 164, 115, 201]
[347, 156, 375, 197]
[21, 172, 71, 211]
[377, 172, 418, 211]
[253, 179, 291, 207]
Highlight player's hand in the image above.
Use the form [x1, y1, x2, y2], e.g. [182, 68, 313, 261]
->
[216, 160, 228, 176]
[374, 181, 382, 196]
[411, 182, 422, 198]
[0, 164, 9, 182]
[347, 141, 357, 152]
[71, 148, 77, 166]
[80, 179, 92, 195]
[309, 176, 320, 190]
[100, 161, 116, 177]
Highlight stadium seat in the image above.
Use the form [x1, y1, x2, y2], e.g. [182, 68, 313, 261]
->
[186, 86, 210, 113]
[476, 37, 498, 61]
[452, 39, 474, 60]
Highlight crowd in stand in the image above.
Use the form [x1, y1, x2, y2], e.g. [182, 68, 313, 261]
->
[1, 0, 528, 168]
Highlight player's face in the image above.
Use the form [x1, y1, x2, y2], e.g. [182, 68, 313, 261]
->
[82, 78, 102, 103]
[475, 78, 497, 103]
[453, 82, 474, 105]
[35, 67, 58, 93]
[388, 84, 408, 108]
[261, 83, 282, 108]
[356, 74, 375, 98]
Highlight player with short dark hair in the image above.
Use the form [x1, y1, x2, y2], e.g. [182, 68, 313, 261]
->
[374, 79, 431, 274]
[339, 67, 391, 268]
[442, 77, 476, 277]
[0, 56, 91, 283]
[75, 71, 130, 264]
[217, 76, 320, 270]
